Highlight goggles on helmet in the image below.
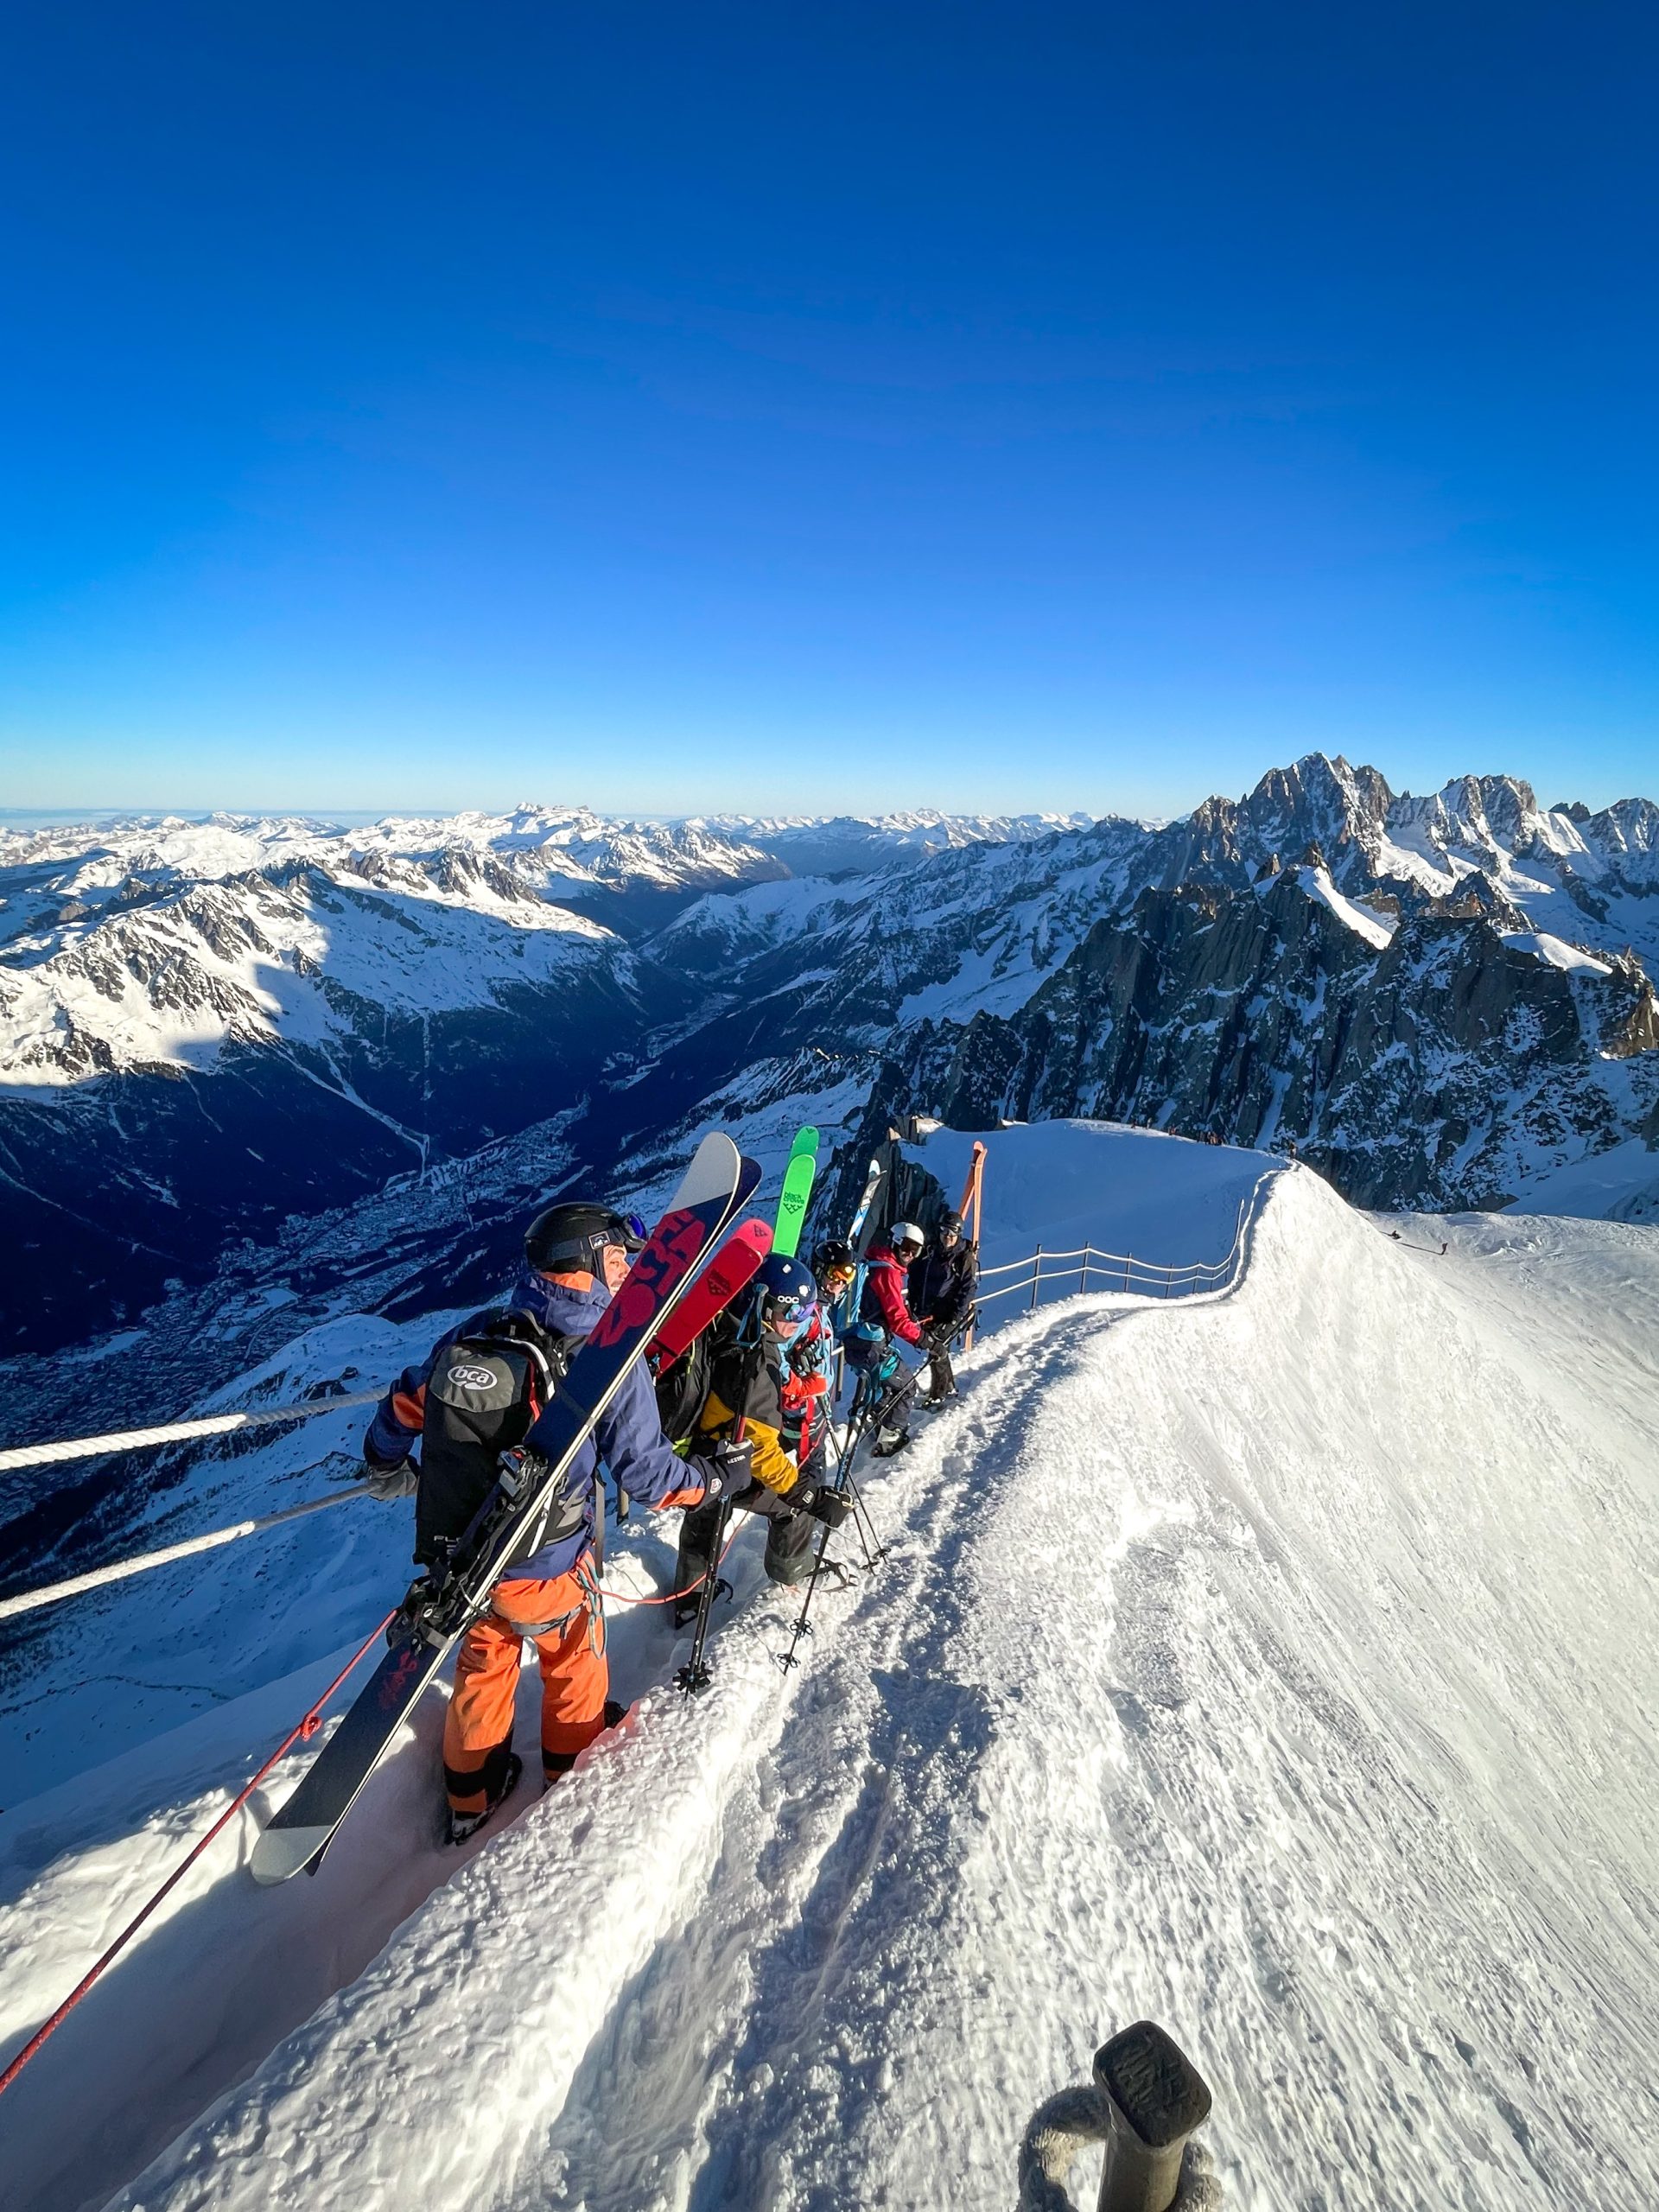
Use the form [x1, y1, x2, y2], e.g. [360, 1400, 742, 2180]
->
[537, 1213, 647, 1271]
[763, 1292, 815, 1330]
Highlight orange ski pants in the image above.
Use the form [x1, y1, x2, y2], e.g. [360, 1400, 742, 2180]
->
[442, 1561, 608, 1815]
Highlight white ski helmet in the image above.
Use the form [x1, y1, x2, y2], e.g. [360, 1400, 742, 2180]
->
[890, 1220, 925, 1255]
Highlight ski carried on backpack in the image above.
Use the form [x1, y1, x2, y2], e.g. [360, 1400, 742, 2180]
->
[834, 1153, 887, 1333]
[957, 1140, 988, 1350]
[250, 1133, 759, 1885]
[957, 1141, 987, 1243]
[648, 1216, 773, 1370]
[772, 1125, 818, 1258]
[847, 1154, 885, 1255]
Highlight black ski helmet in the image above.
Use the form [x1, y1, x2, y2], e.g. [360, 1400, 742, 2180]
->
[938, 1210, 964, 1241]
[812, 1236, 855, 1282]
[524, 1200, 646, 1277]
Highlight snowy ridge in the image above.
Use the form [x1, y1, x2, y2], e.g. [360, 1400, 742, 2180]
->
[2, 1127, 1655, 2209]
[0, 805, 1082, 1087]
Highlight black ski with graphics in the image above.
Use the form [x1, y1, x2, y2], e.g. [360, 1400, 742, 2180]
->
[251, 1134, 757, 1883]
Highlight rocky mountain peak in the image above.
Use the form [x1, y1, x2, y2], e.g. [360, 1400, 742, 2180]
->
[1234, 753, 1393, 873]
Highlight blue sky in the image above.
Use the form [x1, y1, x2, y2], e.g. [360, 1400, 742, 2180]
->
[2, 2, 1656, 817]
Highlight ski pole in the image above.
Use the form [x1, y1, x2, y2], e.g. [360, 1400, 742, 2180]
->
[840, 1463, 887, 1567]
[676, 1395, 754, 1697]
[779, 1382, 879, 1670]
[675, 1492, 733, 1696]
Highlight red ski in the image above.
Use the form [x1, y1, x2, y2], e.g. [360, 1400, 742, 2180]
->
[649, 1216, 773, 1369]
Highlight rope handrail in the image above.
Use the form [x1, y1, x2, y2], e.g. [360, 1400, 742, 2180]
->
[0, 1390, 383, 1478]
[973, 1179, 1268, 1312]
[0, 1612, 394, 2103]
[0, 1227, 1259, 1478]
[0, 1480, 375, 1624]
[980, 1241, 1226, 1282]
[0, 1175, 1276, 1626]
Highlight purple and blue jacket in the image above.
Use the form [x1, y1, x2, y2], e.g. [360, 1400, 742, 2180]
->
[365, 1272, 705, 1582]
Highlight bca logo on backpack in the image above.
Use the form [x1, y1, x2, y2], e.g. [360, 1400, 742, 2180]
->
[443, 1361, 509, 1398]
[416, 1316, 573, 1565]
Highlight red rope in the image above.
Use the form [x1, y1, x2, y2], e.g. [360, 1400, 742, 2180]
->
[0, 1611, 394, 2102]
[595, 1517, 744, 1607]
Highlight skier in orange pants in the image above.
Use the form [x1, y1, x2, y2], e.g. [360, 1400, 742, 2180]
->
[365, 1198, 751, 1841]
[442, 1563, 613, 1821]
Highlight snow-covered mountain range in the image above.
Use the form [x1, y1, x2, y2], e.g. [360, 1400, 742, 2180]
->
[3, 761, 1656, 1376]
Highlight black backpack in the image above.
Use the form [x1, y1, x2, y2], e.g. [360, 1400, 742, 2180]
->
[653, 1326, 716, 1448]
[416, 1310, 577, 1567]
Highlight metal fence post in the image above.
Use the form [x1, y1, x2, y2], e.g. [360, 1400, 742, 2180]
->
[1030, 1245, 1043, 1311]
[1080, 1247, 1090, 1294]
[1122, 1251, 1131, 1294]
[1163, 1263, 1173, 1300]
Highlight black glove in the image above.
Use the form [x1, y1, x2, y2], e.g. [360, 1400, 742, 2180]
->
[364, 1455, 418, 1502]
[691, 1435, 753, 1501]
[791, 1479, 851, 1529]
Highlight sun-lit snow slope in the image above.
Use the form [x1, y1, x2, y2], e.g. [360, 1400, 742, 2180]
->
[911, 1120, 1268, 1281]
[1496, 1136, 1659, 1224]
[1392, 1207, 1659, 1466]
[0, 1148, 1647, 2210]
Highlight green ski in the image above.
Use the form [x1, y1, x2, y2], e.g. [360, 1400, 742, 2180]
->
[773, 1125, 819, 1257]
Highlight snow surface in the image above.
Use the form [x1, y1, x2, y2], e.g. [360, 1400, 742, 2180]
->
[1297, 866, 1397, 951]
[1496, 1136, 1659, 1224]
[910, 1120, 1268, 1285]
[1499, 930, 1613, 976]
[2, 1132, 1656, 2209]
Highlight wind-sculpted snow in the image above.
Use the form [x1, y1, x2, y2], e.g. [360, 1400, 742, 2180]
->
[2, 1136, 1655, 2209]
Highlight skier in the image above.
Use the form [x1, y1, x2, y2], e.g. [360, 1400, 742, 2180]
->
[779, 1248, 846, 1484]
[671, 1252, 853, 1627]
[908, 1208, 977, 1405]
[810, 1235, 857, 1312]
[842, 1220, 928, 1457]
[363, 1198, 752, 1842]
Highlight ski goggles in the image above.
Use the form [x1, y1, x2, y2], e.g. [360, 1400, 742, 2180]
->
[762, 1292, 817, 1330]
[819, 1262, 855, 1287]
[538, 1212, 649, 1271]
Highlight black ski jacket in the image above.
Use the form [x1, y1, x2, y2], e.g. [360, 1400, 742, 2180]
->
[908, 1243, 977, 1332]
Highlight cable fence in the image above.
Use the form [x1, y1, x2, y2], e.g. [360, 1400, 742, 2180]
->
[974, 1179, 1265, 1317]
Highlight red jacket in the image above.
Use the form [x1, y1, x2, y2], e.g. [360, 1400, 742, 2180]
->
[859, 1246, 924, 1346]
[780, 1307, 833, 1465]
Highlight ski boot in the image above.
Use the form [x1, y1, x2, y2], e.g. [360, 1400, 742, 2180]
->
[871, 1424, 911, 1459]
[447, 1752, 523, 1846]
